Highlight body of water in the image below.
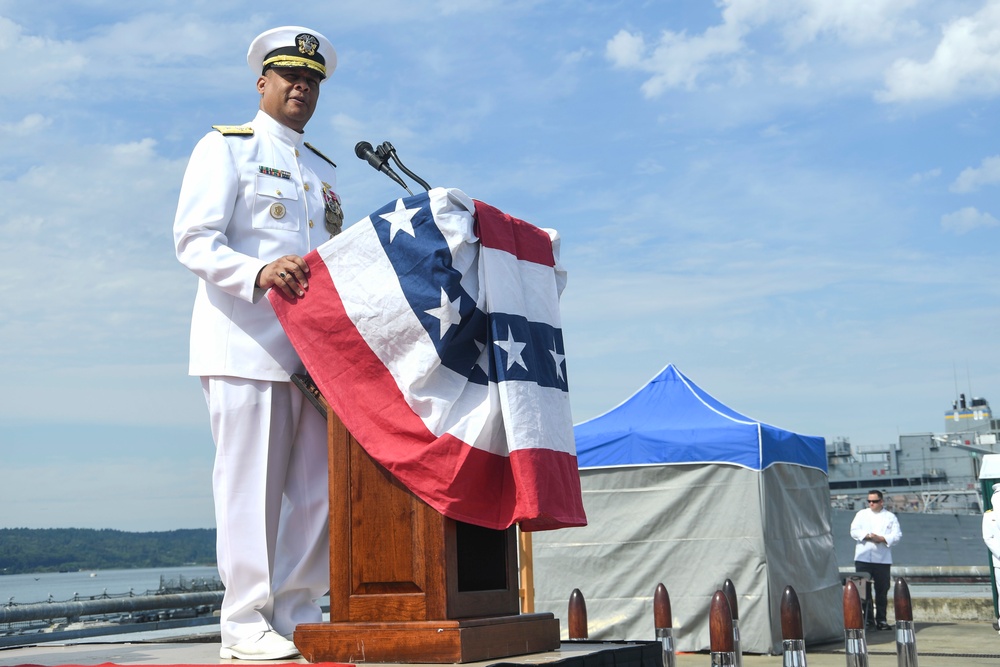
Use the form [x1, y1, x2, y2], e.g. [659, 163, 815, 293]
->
[0, 565, 220, 605]
[1, 512, 991, 605]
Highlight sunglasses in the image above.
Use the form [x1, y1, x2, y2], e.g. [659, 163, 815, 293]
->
[867, 499, 882, 504]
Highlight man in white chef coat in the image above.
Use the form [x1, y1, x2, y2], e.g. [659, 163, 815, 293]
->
[850, 489, 902, 631]
[174, 25, 343, 661]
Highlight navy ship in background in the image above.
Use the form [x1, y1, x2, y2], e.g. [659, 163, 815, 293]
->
[828, 393, 998, 515]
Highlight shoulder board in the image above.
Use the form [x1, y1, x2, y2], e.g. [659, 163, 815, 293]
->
[212, 125, 254, 136]
[304, 142, 337, 167]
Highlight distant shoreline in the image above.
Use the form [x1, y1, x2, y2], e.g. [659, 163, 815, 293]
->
[0, 527, 217, 575]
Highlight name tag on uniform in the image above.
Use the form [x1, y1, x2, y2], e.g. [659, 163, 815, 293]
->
[259, 166, 291, 179]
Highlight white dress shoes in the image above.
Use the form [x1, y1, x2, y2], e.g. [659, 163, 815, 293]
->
[220, 630, 301, 660]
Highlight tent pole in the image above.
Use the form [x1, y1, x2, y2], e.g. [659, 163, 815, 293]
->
[519, 528, 535, 613]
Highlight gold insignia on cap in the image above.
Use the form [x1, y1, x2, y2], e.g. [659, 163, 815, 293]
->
[270, 203, 286, 219]
[297, 33, 319, 56]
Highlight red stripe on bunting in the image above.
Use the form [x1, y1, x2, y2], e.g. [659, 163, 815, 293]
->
[474, 200, 555, 267]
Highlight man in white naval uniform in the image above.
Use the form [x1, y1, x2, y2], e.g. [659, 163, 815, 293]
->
[174, 26, 343, 661]
[849, 489, 902, 631]
[983, 484, 1000, 632]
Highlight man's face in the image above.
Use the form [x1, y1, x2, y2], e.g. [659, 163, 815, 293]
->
[867, 495, 883, 511]
[257, 67, 322, 132]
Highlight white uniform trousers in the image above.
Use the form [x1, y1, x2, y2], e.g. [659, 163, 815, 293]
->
[202, 377, 330, 646]
[995, 567, 1000, 623]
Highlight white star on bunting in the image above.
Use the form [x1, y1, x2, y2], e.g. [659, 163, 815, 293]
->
[425, 288, 462, 339]
[549, 346, 566, 382]
[494, 325, 527, 372]
[379, 198, 421, 242]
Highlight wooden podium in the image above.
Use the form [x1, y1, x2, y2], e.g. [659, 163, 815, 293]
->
[292, 375, 561, 663]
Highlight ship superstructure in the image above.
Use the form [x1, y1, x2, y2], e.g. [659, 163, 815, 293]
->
[828, 394, 1000, 514]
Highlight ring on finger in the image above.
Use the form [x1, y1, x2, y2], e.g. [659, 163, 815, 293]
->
[279, 271, 287, 279]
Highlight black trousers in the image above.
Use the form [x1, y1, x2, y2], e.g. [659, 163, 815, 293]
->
[855, 560, 891, 624]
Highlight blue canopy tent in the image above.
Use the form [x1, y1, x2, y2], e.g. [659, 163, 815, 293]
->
[575, 364, 828, 472]
[532, 364, 841, 654]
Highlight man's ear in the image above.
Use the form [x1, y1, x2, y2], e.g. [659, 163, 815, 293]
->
[256, 74, 268, 95]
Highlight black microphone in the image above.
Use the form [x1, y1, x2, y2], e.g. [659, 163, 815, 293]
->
[354, 141, 411, 194]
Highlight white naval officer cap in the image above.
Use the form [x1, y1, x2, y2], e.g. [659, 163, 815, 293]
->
[247, 26, 337, 80]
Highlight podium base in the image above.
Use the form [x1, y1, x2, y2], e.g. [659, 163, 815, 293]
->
[294, 613, 561, 663]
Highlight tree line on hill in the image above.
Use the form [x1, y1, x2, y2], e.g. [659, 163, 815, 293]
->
[0, 528, 217, 574]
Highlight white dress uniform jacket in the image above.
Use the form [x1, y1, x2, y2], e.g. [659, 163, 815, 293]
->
[985, 509, 1000, 567]
[174, 110, 337, 380]
[850, 506, 902, 564]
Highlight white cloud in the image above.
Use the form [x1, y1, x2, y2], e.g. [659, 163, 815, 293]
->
[606, 23, 746, 96]
[951, 155, 1000, 192]
[776, 62, 812, 86]
[769, 0, 921, 47]
[561, 47, 590, 66]
[606, 29, 647, 69]
[910, 168, 942, 184]
[0, 113, 51, 135]
[941, 206, 1000, 234]
[0, 14, 257, 120]
[0, 16, 87, 98]
[604, 0, 921, 96]
[878, 0, 1000, 103]
[94, 15, 248, 65]
[0, 134, 189, 383]
[0, 137, 185, 249]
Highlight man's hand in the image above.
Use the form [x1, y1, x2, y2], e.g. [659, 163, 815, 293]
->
[257, 254, 310, 298]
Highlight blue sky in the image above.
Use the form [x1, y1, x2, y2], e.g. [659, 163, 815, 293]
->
[2, 1, 1000, 530]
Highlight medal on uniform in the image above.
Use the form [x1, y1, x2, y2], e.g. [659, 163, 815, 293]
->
[322, 182, 344, 236]
[270, 202, 286, 219]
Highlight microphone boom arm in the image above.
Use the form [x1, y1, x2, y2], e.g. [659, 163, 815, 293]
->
[379, 142, 432, 192]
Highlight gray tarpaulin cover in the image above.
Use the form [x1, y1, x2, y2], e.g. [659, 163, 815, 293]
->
[531, 365, 842, 654]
